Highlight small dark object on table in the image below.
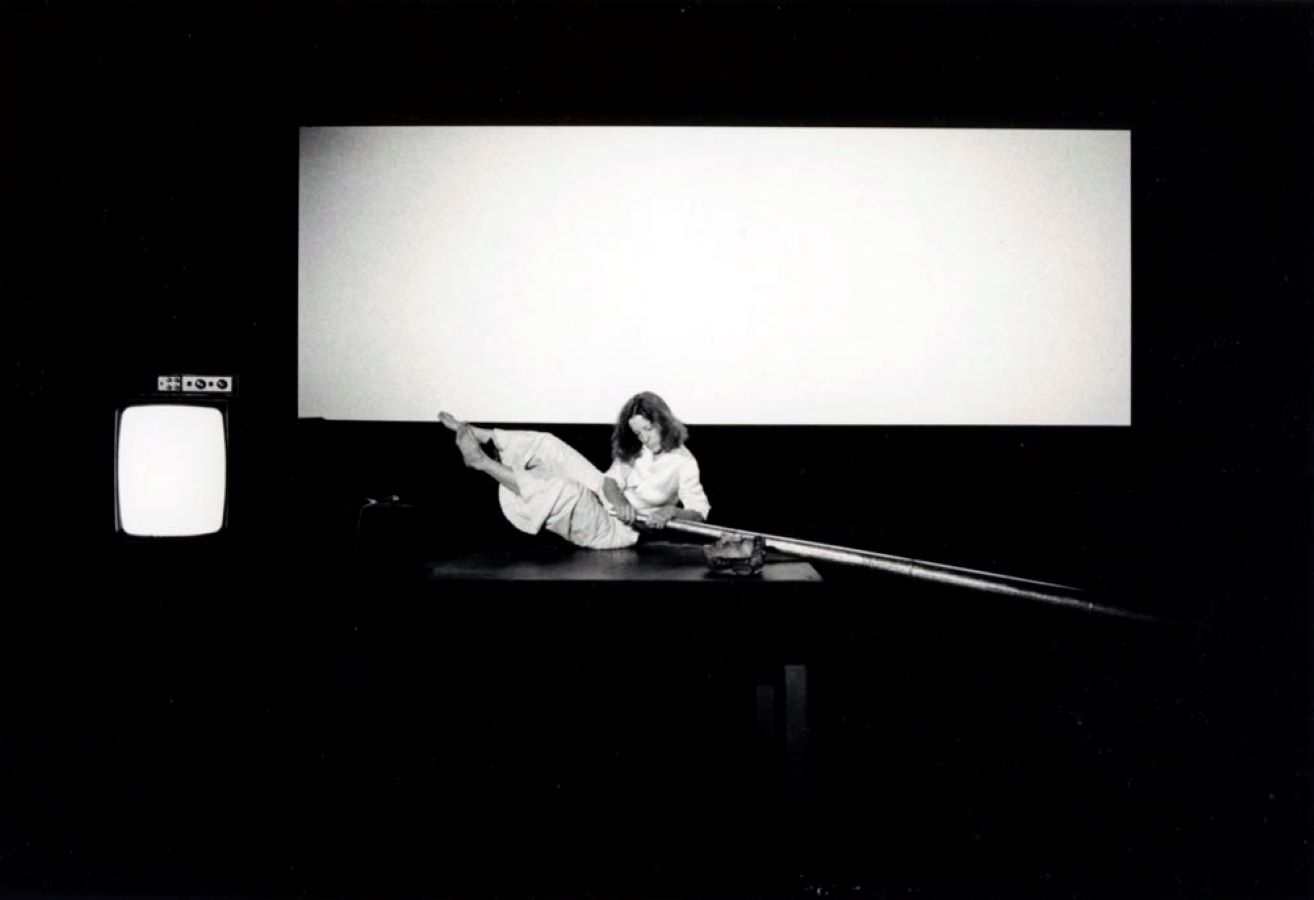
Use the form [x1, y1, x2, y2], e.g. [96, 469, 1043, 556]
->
[703, 533, 767, 577]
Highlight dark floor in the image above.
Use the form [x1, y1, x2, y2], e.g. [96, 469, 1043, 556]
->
[1, 549, 1308, 898]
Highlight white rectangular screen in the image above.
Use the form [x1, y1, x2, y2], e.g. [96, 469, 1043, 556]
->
[299, 126, 1130, 425]
[117, 405, 227, 537]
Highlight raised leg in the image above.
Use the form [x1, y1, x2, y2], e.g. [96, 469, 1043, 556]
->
[440, 412, 521, 497]
[438, 412, 634, 547]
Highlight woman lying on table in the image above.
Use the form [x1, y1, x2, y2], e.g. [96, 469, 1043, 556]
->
[439, 391, 710, 550]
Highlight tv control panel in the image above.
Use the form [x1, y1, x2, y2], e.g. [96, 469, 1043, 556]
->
[157, 374, 235, 393]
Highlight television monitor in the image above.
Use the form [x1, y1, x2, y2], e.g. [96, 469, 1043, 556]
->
[114, 401, 229, 537]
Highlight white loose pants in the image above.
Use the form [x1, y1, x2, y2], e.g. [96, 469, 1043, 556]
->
[491, 429, 640, 550]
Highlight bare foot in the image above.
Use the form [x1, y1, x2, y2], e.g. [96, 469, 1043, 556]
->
[453, 424, 493, 470]
[438, 411, 492, 442]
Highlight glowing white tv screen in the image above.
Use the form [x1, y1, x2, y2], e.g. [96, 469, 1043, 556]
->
[299, 126, 1130, 425]
[116, 404, 227, 537]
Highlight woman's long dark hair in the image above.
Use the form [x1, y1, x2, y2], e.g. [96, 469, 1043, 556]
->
[611, 392, 689, 463]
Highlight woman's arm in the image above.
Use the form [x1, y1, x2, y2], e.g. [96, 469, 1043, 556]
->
[646, 505, 704, 528]
[648, 454, 710, 527]
[602, 476, 638, 525]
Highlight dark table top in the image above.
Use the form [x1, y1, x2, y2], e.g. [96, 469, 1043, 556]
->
[426, 540, 822, 582]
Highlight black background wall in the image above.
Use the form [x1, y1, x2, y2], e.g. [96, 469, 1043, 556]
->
[2, 2, 1311, 898]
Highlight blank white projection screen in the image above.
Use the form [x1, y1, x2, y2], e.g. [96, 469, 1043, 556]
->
[299, 127, 1129, 425]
